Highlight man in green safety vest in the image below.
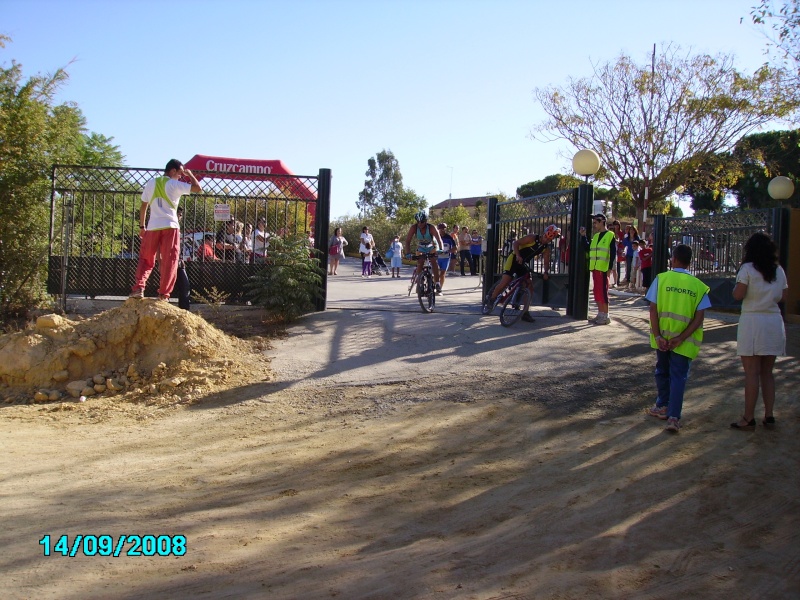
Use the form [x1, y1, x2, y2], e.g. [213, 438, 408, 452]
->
[579, 213, 616, 325]
[644, 244, 711, 433]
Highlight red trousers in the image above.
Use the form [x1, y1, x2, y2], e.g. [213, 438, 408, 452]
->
[132, 228, 181, 298]
[591, 269, 609, 305]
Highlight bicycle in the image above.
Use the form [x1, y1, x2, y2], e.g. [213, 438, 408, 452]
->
[406, 253, 436, 313]
[481, 268, 533, 327]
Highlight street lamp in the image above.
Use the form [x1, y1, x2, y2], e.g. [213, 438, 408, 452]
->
[767, 176, 794, 203]
[572, 149, 601, 182]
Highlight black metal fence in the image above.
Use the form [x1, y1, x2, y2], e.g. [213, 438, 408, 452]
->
[652, 207, 789, 310]
[48, 165, 331, 308]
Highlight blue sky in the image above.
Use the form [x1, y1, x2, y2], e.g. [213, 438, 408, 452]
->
[2, 0, 778, 218]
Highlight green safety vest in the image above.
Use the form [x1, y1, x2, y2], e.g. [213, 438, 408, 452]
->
[649, 271, 710, 359]
[589, 230, 614, 271]
[152, 176, 176, 209]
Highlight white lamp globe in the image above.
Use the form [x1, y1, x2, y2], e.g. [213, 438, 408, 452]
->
[767, 176, 794, 200]
[572, 149, 601, 177]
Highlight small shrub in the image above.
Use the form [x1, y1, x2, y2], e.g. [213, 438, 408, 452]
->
[244, 236, 323, 322]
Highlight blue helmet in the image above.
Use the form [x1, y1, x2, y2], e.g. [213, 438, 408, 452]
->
[414, 211, 428, 223]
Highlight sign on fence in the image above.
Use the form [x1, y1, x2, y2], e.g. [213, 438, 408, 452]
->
[214, 204, 231, 222]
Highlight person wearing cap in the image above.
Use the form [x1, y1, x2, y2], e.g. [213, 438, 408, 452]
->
[579, 213, 616, 325]
[436, 223, 457, 293]
[129, 159, 202, 300]
[484, 224, 561, 322]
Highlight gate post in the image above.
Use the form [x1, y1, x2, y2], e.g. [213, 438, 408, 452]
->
[652, 214, 669, 277]
[770, 207, 790, 270]
[315, 168, 332, 312]
[484, 196, 499, 299]
[567, 185, 592, 319]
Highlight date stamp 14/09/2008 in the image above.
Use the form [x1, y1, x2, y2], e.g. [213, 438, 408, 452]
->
[39, 534, 186, 557]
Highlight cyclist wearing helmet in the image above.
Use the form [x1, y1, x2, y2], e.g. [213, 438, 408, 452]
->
[486, 223, 561, 322]
[405, 211, 444, 292]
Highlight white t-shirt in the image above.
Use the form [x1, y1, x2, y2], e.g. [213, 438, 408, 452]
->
[141, 177, 192, 231]
[737, 263, 787, 314]
[359, 232, 374, 253]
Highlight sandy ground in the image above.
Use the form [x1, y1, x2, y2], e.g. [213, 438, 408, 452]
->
[1, 274, 799, 600]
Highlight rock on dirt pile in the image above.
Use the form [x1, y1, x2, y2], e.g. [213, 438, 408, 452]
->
[0, 300, 271, 404]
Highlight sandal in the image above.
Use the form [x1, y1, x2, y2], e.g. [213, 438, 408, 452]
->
[730, 418, 756, 431]
[762, 416, 776, 428]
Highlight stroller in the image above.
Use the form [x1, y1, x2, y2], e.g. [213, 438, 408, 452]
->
[371, 249, 391, 276]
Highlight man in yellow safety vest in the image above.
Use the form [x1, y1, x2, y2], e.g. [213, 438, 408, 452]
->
[644, 244, 711, 433]
[579, 213, 616, 325]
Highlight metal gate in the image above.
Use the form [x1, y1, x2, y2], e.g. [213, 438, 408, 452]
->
[48, 165, 331, 310]
[485, 185, 593, 319]
[652, 208, 789, 310]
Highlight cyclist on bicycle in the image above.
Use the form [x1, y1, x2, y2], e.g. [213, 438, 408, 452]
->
[486, 223, 561, 321]
[405, 211, 444, 293]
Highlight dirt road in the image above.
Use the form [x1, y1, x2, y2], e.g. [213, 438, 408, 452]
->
[2, 273, 798, 599]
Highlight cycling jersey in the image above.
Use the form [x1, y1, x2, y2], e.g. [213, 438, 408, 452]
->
[413, 223, 437, 253]
[502, 235, 549, 277]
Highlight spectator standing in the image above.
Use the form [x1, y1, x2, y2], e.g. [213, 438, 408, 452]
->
[448, 224, 460, 273]
[639, 241, 654, 289]
[645, 244, 711, 432]
[609, 220, 623, 287]
[328, 227, 347, 276]
[241, 222, 254, 263]
[388, 235, 403, 278]
[730, 232, 788, 430]
[253, 217, 270, 262]
[459, 226, 474, 276]
[359, 226, 374, 278]
[628, 240, 641, 291]
[470, 229, 483, 276]
[579, 214, 616, 325]
[436, 223, 456, 292]
[216, 220, 241, 262]
[130, 159, 202, 300]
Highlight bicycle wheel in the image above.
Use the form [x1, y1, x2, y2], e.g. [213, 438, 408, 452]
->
[500, 285, 531, 327]
[418, 272, 435, 313]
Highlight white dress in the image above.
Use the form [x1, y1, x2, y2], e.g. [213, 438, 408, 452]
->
[736, 263, 787, 356]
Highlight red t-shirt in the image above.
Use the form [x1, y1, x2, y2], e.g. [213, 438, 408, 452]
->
[639, 247, 653, 268]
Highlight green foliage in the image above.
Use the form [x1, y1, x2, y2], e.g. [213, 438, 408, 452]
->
[357, 149, 405, 217]
[190, 285, 228, 319]
[730, 129, 800, 208]
[517, 174, 583, 197]
[0, 38, 123, 316]
[244, 236, 324, 322]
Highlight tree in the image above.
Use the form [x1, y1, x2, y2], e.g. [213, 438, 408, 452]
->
[730, 129, 800, 207]
[516, 174, 583, 198]
[532, 44, 798, 226]
[357, 149, 405, 217]
[0, 38, 124, 316]
[751, 0, 800, 84]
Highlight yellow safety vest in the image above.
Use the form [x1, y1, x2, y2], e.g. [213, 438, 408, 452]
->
[649, 271, 710, 359]
[589, 231, 614, 271]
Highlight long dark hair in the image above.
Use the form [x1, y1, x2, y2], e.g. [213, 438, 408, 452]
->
[742, 231, 778, 283]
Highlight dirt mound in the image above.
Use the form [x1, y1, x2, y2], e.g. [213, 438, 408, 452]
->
[0, 300, 272, 407]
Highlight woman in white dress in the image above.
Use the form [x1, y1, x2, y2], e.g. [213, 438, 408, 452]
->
[730, 232, 788, 430]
